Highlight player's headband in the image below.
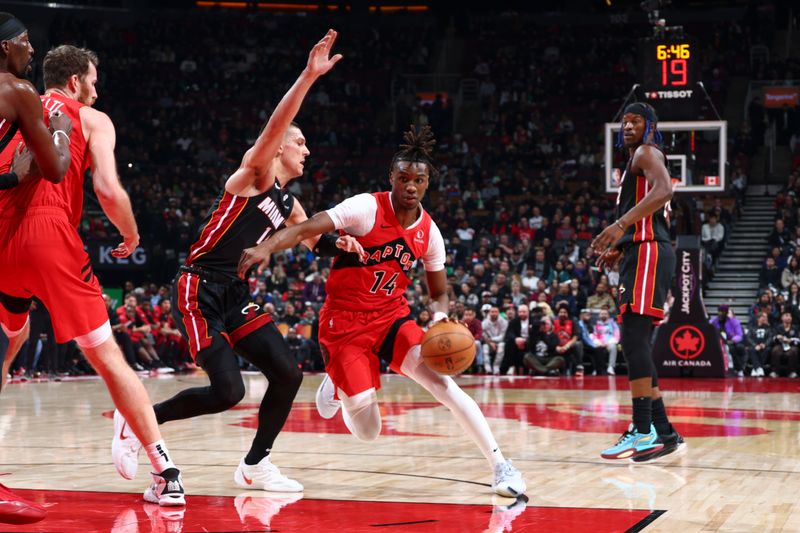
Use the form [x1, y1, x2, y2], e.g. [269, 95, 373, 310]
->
[618, 103, 661, 147]
[623, 103, 658, 123]
[0, 17, 26, 42]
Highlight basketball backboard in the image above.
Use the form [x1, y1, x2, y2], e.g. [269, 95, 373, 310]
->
[604, 120, 727, 193]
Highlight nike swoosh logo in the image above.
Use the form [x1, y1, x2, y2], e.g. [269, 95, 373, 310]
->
[242, 473, 253, 485]
[119, 421, 129, 441]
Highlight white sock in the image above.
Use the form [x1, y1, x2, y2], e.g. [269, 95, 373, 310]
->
[144, 439, 177, 474]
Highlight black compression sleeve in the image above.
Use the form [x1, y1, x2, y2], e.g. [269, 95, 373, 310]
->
[313, 233, 344, 257]
[0, 172, 19, 190]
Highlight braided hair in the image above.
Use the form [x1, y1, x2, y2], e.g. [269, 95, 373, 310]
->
[389, 125, 438, 178]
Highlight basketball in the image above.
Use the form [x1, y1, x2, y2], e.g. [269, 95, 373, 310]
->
[420, 321, 476, 375]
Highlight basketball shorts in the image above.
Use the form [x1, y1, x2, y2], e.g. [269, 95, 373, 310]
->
[318, 305, 423, 397]
[618, 240, 676, 321]
[172, 266, 274, 359]
[0, 208, 109, 344]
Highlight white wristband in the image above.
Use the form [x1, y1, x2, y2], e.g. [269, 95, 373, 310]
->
[432, 312, 448, 323]
[53, 130, 70, 143]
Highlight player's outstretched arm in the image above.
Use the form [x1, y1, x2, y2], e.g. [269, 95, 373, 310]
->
[238, 212, 337, 278]
[286, 200, 362, 256]
[85, 107, 140, 258]
[231, 29, 342, 188]
[285, 200, 323, 251]
[12, 80, 70, 183]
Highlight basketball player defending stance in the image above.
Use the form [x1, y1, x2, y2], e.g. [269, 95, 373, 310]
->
[0, 13, 73, 525]
[591, 103, 684, 462]
[238, 126, 526, 497]
[112, 30, 350, 493]
[0, 42, 187, 506]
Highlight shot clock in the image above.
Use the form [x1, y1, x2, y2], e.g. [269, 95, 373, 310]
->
[653, 42, 692, 87]
[638, 39, 698, 120]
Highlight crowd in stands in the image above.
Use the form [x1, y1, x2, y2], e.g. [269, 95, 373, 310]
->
[2, 5, 790, 380]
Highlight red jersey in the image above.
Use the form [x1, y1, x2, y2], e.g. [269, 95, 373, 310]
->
[0, 93, 89, 228]
[552, 318, 577, 347]
[325, 192, 437, 312]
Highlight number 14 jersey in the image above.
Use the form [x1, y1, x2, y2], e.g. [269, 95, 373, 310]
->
[324, 191, 445, 312]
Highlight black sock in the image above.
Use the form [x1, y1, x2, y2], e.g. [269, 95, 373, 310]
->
[244, 449, 270, 466]
[632, 396, 652, 434]
[651, 397, 671, 435]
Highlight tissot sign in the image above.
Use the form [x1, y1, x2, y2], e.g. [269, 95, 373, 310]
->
[653, 236, 726, 377]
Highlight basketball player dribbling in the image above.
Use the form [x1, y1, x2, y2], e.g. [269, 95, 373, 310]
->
[0, 12, 73, 525]
[238, 125, 526, 497]
[591, 102, 684, 462]
[0, 44, 186, 507]
[111, 29, 356, 493]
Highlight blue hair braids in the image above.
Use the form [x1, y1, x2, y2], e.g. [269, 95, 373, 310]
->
[644, 119, 663, 146]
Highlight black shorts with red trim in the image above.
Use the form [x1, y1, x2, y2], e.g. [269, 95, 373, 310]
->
[618, 240, 675, 321]
[171, 265, 273, 359]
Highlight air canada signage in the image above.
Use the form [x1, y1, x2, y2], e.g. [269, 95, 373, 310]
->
[652, 236, 726, 377]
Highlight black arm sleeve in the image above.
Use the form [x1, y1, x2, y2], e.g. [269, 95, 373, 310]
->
[313, 233, 344, 257]
[0, 172, 19, 190]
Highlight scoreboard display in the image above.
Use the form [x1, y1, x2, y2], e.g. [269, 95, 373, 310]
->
[638, 39, 698, 120]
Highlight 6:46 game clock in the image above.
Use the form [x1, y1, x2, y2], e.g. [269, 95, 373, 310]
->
[638, 39, 698, 120]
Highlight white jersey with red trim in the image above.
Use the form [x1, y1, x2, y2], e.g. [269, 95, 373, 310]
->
[324, 191, 445, 312]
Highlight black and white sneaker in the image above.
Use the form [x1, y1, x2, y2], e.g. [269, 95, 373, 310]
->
[143, 468, 186, 507]
[631, 425, 686, 463]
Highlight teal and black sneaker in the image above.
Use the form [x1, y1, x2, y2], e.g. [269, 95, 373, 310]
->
[632, 425, 686, 463]
[601, 423, 663, 460]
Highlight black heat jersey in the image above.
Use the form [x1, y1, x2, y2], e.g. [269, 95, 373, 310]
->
[615, 148, 671, 247]
[186, 181, 295, 275]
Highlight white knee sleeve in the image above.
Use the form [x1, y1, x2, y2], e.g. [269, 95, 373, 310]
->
[340, 387, 381, 441]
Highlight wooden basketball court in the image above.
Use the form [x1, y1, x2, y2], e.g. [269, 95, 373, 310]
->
[0, 372, 798, 532]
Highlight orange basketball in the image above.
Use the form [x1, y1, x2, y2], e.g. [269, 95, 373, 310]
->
[420, 321, 476, 375]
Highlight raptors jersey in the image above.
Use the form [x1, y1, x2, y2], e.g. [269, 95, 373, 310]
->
[615, 147, 671, 246]
[325, 191, 444, 312]
[0, 93, 89, 228]
[187, 180, 295, 275]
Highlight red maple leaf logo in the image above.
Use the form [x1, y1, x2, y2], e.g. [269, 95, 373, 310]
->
[674, 330, 700, 354]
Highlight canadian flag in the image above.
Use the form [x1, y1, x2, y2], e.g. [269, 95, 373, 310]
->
[705, 176, 720, 186]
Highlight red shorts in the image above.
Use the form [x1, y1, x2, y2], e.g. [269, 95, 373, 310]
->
[0, 209, 109, 343]
[318, 305, 423, 397]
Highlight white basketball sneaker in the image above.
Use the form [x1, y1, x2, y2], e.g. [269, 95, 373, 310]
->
[112, 409, 142, 480]
[234, 456, 303, 492]
[315, 374, 341, 419]
[143, 468, 186, 507]
[492, 459, 526, 497]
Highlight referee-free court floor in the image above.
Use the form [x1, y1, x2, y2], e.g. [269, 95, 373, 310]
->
[0, 372, 798, 532]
